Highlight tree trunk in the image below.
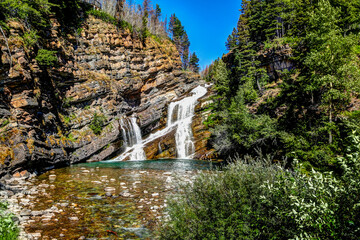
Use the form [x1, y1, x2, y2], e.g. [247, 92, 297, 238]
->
[329, 104, 332, 145]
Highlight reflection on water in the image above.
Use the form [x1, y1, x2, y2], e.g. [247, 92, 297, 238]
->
[88, 159, 221, 171]
[23, 159, 221, 239]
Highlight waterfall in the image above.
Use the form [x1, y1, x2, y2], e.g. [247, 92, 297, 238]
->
[118, 117, 146, 161]
[110, 85, 207, 162]
[167, 86, 207, 158]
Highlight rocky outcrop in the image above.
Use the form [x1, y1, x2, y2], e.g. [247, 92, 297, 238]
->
[192, 90, 217, 160]
[143, 129, 177, 159]
[0, 16, 204, 177]
[259, 44, 294, 81]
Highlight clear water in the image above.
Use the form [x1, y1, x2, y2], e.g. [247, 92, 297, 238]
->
[23, 159, 221, 239]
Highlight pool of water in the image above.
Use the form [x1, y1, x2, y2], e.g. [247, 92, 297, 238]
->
[22, 159, 220, 239]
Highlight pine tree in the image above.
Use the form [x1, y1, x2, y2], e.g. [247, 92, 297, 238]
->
[189, 52, 200, 73]
[141, 0, 151, 39]
[181, 32, 190, 69]
[169, 14, 191, 70]
[225, 28, 238, 51]
[154, 4, 161, 34]
[155, 4, 161, 19]
[304, 0, 360, 144]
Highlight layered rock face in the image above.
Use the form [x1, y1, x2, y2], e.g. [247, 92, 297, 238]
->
[0, 16, 204, 177]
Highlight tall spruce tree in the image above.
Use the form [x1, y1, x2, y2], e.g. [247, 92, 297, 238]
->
[169, 14, 191, 70]
[141, 0, 151, 39]
[189, 52, 200, 73]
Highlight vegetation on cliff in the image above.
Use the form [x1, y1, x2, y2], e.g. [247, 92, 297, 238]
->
[204, 0, 360, 171]
[0, 201, 19, 239]
[0, 0, 199, 72]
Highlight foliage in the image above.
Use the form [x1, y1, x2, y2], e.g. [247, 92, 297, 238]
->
[89, 113, 106, 135]
[0, 201, 19, 240]
[160, 134, 360, 239]
[204, 0, 360, 169]
[86, 8, 133, 32]
[35, 49, 58, 67]
[23, 30, 39, 49]
[169, 14, 191, 69]
[189, 52, 200, 73]
[87, 9, 118, 25]
[0, 0, 55, 27]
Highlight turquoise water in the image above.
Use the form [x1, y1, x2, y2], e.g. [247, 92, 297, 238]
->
[80, 159, 222, 171]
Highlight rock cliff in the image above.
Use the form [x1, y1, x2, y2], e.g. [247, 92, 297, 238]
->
[0, 15, 205, 177]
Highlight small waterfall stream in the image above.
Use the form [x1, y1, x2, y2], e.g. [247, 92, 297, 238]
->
[113, 85, 207, 161]
[167, 86, 208, 158]
[119, 117, 146, 161]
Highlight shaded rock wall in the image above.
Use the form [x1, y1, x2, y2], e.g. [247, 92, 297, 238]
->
[0, 16, 203, 177]
[259, 45, 294, 81]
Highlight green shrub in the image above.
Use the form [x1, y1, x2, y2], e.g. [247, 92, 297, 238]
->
[159, 157, 280, 240]
[86, 9, 133, 32]
[119, 20, 133, 32]
[89, 113, 106, 135]
[87, 9, 117, 25]
[35, 49, 58, 66]
[23, 30, 38, 49]
[0, 201, 19, 240]
[159, 135, 360, 239]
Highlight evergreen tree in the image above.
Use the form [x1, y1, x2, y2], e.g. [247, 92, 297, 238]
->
[304, 0, 360, 144]
[169, 14, 191, 70]
[141, 0, 151, 39]
[189, 52, 200, 73]
[181, 32, 190, 69]
[155, 4, 161, 20]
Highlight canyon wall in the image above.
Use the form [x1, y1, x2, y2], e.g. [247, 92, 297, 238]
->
[0, 16, 206, 177]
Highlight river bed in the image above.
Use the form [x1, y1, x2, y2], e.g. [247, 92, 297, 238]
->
[2, 159, 220, 239]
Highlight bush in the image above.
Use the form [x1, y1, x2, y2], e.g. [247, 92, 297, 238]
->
[23, 30, 39, 49]
[159, 135, 360, 239]
[0, 201, 19, 240]
[87, 9, 117, 25]
[35, 49, 58, 66]
[159, 157, 281, 240]
[86, 9, 133, 32]
[89, 113, 106, 135]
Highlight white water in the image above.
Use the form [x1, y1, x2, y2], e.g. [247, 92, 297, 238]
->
[118, 117, 146, 161]
[111, 85, 207, 161]
[167, 86, 207, 158]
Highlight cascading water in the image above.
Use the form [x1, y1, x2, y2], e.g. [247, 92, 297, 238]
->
[118, 117, 146, 161]
[111, 85, 207, 161]
[167, 86, 207, 158]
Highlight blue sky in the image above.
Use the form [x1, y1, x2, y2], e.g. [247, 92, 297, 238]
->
[133, 0, 242, 70]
